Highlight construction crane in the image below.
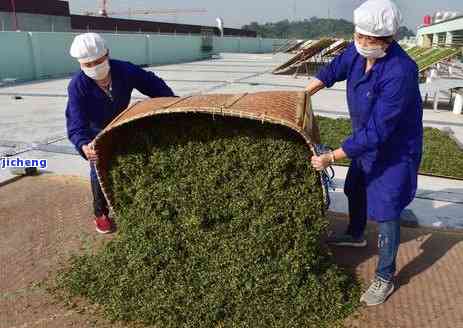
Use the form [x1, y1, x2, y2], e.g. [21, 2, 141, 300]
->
[99, 0, 108, 17]
[82, 0, 208, 18]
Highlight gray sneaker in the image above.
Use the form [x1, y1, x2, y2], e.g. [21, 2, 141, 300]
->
[326, 233, 367, 248]
[360, 277, 395, 306]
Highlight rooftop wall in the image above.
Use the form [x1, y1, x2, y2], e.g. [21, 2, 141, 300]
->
[0, 12, 71, 32]
[0, 31, 285, 83]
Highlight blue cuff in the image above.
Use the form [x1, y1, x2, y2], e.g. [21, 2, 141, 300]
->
[76, 139, 91, 160]
[341, 137, 358, 159]
[315, 71, 330, 88]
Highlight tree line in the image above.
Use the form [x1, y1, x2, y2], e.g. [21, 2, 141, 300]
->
[242, 17, 415, 40]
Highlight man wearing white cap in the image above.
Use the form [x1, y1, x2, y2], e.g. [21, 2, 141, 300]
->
[65, 33, 175, 234]
[306, 0, 423, 305]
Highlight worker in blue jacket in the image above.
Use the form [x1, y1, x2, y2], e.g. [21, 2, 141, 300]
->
[65, 33, 175, 234]
[306, 0, 423, 306]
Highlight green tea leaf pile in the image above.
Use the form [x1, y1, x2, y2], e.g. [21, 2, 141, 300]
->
[317, 115, 463, 179]
[58, 114, 359, 327]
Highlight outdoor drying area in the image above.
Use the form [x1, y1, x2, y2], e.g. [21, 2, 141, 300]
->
[1, 53, 463, 327]
[406, 46, 462, 72]
[1, 175, 462, 328]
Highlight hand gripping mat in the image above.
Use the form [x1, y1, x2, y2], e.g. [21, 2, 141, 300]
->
[93, 91, 321, 209]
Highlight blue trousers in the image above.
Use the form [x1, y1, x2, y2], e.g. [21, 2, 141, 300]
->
[345, 163, 401, 282]
[90, 163, 108, 217]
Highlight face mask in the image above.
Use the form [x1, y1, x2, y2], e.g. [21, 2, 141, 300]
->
[82, 59, 110, 80]
[354, 40, 386, 59]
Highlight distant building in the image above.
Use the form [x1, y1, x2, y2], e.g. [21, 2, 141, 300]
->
[0, 0, 256, 37]
[416, 13, 463, 48]
[0, 0, 71, 32]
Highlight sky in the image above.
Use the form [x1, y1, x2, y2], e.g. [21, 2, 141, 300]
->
[67, 0, 463, 32]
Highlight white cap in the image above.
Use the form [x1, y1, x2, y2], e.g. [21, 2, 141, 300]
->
[354, 0, 402, 37]
[70, 33, 108, 63]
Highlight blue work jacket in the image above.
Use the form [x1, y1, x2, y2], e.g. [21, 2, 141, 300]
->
[316, 41, 423, 221]
[65, 59, 174, 158]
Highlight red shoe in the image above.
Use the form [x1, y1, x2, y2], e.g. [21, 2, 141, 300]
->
[94, 214, 113, 234]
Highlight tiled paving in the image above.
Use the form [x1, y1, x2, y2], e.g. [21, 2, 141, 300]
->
[1, 176, 462, 328]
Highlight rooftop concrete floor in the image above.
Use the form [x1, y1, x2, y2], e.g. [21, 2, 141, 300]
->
[0, 52, 462, 229]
